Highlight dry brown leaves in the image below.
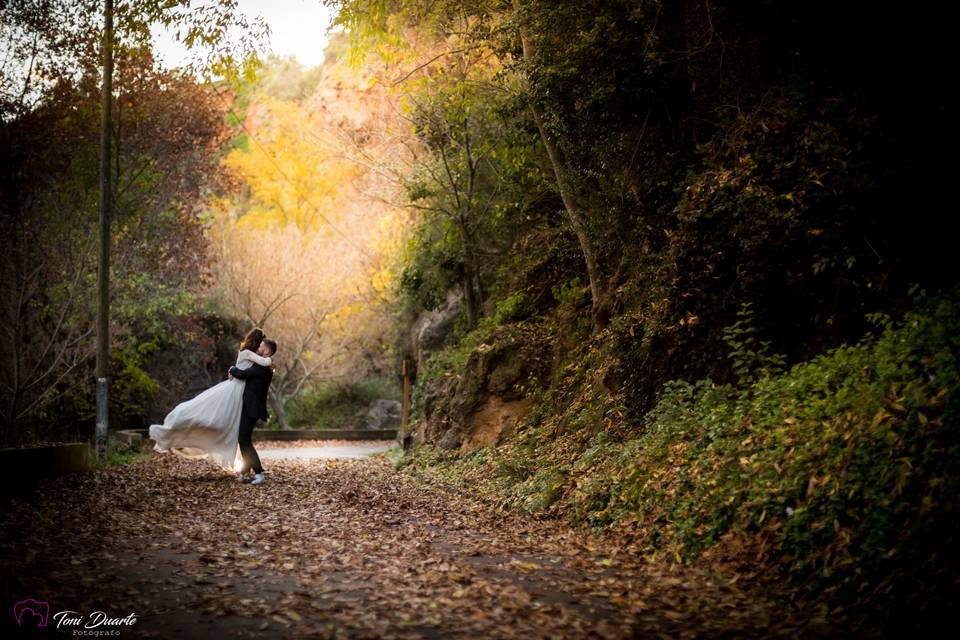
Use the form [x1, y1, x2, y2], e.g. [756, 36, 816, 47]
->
[0, 452, 833, 639]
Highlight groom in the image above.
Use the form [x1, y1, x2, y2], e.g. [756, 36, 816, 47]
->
[228, 337, 277, 485]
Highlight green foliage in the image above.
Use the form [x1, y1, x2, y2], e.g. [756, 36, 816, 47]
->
[2, 16, 235, 445]
[108, 340, 161, 431]
[520, 0, 663, 163]
[404, 290, 960, 631]
[592, 291, 959, 622]
[49, 338, 165, 438]
[89, 433, 152, 469]
[551, 276, 590, 309]
[337, 0, 957, 632]
[416, 315, 499, 389]
[376, 445, 407, 467]
[99, 445, 151, 469]
[112, 271, 200, 338]
[722, 302, 787, 382]
[493, 291, 531, 324]
[397, 216, 464, 311]
[286, 377, 400, 429]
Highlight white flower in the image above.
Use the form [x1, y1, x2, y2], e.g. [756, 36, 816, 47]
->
[785, 506, 795, 517]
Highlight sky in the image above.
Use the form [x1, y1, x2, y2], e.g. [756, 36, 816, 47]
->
[151, 0, 338, 70]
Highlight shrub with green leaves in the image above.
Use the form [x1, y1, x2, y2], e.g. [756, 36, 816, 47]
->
[494, 291, 531, 324]
[578, 289, 960, 628]
[286, 377, 400, 429]
[406, 289, 959, 632]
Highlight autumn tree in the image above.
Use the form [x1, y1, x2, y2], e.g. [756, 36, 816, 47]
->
[304, 26, 543, 334]
[207, 54, 406, 427]
[0, 0, 264, 443]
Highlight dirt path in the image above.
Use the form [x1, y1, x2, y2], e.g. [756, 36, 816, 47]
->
[1, 450, 832, 639]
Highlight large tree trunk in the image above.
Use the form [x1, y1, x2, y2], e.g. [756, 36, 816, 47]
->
[268, 388, 292, 430]
[512, 0, 611, 332]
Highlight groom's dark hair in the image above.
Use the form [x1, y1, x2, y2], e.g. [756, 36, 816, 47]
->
[263, 338, 278, 355]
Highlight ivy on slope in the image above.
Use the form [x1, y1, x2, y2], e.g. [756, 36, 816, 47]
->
[403, 288, 960, 631]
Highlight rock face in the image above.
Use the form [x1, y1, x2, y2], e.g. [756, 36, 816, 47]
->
[353, 399, 402, 430]
[410, 289, 464, 374]
[461, 395, 535, 453]
[411, 323, 553, 451]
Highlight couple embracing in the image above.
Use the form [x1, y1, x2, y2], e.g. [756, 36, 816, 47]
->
[149, 328, 277, 485]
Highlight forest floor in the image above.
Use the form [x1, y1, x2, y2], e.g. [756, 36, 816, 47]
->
[0, 446, 838, 639]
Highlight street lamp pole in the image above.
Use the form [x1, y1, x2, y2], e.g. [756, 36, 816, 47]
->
[95, 0, 114, 460]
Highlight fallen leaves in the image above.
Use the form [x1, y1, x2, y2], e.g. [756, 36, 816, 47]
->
[0, 449, 833, 639]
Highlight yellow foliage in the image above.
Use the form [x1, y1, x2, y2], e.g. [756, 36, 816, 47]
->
[206, 48, 417, 384]
[222, 96, 363, 232]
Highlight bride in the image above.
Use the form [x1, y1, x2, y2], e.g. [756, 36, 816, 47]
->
[148, 328, 273, 472]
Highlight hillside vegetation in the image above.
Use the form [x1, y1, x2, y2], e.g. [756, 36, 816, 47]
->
[402, 289, 959, 633]
[322, 0, 960, 634]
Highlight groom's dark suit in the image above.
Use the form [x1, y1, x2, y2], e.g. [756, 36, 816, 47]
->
[229, 362, 273, 475]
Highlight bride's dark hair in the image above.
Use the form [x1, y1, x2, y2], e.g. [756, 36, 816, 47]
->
[239, 328, 265, 352]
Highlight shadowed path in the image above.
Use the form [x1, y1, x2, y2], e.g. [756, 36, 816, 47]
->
[0, 447, 834, 639]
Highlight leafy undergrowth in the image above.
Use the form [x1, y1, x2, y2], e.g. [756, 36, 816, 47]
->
[101, 447, 152, 467]
[285, 376, 400, 429]
[401, 289, 960, 636]
[0, 453, 832, 638]
[93, 434, 153, 468]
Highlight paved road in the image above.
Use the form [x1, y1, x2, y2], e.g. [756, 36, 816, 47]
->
[258, 440, 395, 460]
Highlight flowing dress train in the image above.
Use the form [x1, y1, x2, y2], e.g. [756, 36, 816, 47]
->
[148, 350, 271, 471]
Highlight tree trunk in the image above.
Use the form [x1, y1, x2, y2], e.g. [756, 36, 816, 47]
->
[462, 274, 478, 329]
[457, 217, 481, 328]
[512, 0, 610, 332]
[268, 388, 292, 430]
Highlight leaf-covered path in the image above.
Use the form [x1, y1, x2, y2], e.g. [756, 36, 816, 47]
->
[1, 449, 832, 639]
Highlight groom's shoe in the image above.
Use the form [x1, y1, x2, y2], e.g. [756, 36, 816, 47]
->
[251, 473, 265, 485]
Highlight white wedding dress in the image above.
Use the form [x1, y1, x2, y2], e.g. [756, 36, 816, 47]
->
[148, 349, 272, 471]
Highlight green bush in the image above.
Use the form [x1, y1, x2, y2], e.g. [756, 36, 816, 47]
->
[551, 276, 590, 309]
[286, 377, 400, 429]
[109, 340, 161, 431]
[494, 291, 531, 324]
[722, 302, 787, 382]
[408, 289, 959, 633]
[583, 289, 959, 627]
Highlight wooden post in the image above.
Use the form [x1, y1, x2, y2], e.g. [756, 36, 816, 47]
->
[400, 357, 411, 445]
[95, 0, 113, 461]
